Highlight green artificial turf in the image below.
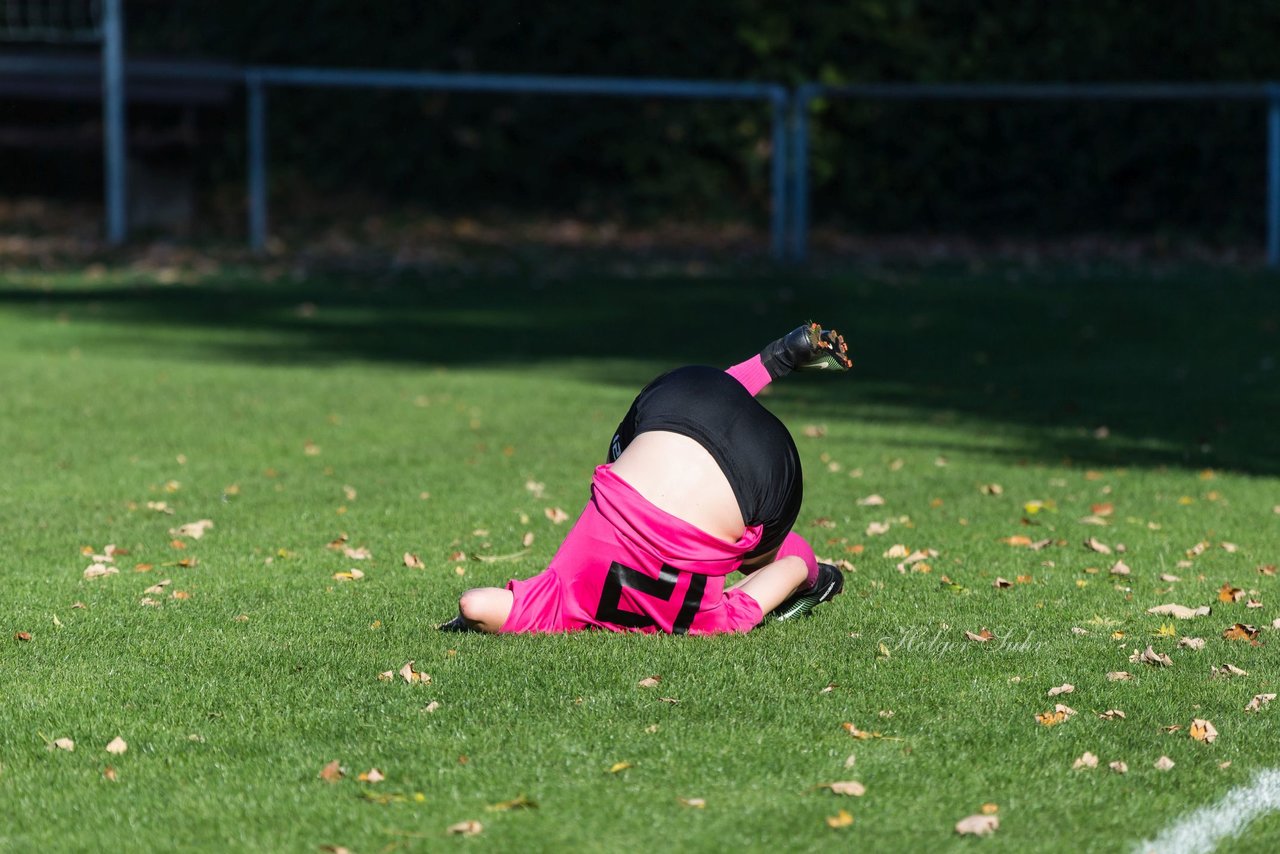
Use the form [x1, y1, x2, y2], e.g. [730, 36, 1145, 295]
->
[1, 260, 1279, 852]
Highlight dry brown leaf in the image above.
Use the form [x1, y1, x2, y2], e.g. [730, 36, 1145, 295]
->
[1218, 584, 1245, 603]
[522, 532, 535, 548]
[1177, 637, 1206, 650]
[1047, 683, 1074, 697]
[857, 494, 886, 506]
[1154, 756, 1175, 771]
[992, 577, 1013, 589]
[398, 661, 430, 685]
[1072, 752, 1099, 769]
[866, 521, 891, 536]
[1098, 710, 1126, 721]
[446, 820, 483, 836]
[545, 507, 570, 524]
[1109, 761, 1128, 774]
[1221, 542, 1239, 553]
[637, 676, 662, 689]
[883, 544, 910, 558]
[318, 760, 344, 782]
[403, 552, 425, 569]
[965, 628, 995, 643]
[955, 814, 999, 836]
[1001, 535, 1033, 547]
[105, 736, 127, 755]
[1091, 502, 1115, 517]
[83, 564, 119, 579]
[1079, 514, 1111, 526]
[1190, 719, 1218, 743]
[826, 809, 854, 829]
[357, 768, 385, 783]
[980, 483, 1004, 495]
[1187, 541, 1209, 558]
[1035, 709, 1069, 727]
[50, 737, 75, 752]
[333, 569, 364, 582]
[1222, 623, 1260, 642]
[525, 479, 546, 498]
[824, 781, 866, 797]
[423, 701, 441, 714]
[1246, 693, 1276, 712]
[342, 546, 371, 561]
[1147, 603, 1211, 619]
[1160, 573, 1182, 582]
[608, 762, 632, 773]
[169, 519, 214, 540]
[1131, 646, 1173, 667]
[15, 631, 32, 641]
[1084, 537, 1113, 555]
[802, 424, 827, 438]
[1106, 671, 1132, 681]
[103, 765, 118, 782]
[679, 797, 707, 808]
[1211, 663, 1248, 678]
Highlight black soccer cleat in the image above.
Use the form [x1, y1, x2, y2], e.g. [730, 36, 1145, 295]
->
[772, 562, 844, 622]
[438, 615, 476, 633]
[760, 322, 852, 378]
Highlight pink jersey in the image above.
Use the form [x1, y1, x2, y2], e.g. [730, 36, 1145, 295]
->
[499, 465, 765, 634]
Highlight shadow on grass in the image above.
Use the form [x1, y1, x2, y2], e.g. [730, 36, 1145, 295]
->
[2, 261, 1278, 474]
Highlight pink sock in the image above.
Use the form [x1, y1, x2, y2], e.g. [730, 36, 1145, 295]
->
[777, 531, 820, 589]
[725, 354, 772, 397]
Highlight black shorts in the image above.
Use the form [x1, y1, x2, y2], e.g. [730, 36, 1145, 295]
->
[608, 365, 802, 557]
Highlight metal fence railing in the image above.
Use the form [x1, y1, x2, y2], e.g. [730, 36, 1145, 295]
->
[789, 82, 1280, 266]
[2, 49, 1280, 266]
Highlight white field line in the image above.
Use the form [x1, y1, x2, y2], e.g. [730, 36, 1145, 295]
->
[1136, 769, 1280, 854]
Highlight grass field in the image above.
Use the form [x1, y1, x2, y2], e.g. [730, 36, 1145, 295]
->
[2, 257, 1279, 852]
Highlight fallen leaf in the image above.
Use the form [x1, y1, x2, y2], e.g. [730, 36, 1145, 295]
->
[1186, 541, 1209, 558]
[637, 676, 662, 688]
[1079, 515, 1111, 526]
[522, 532, 535, 548]
[866, 521, 891, 536]
[826, 809, 854, 829]
[1154, 756, 1175, 771]
[1218, 584, 1245, 603]
[1131, 646, 1173, 667]
[1211, 663, 1248, 678]
[1160, 573, 1182, 582]
[955, 814, 999, 836]
[83, 564, 119, 579]
[1222, 623, 1259, 642]
[1177, 637, 1206, 650]
[358, 768, 385, 783]
[403, 553, 425, 569]
[1091, 502, 1115, 517]
[608, 762, 632, 773]
[1221, 542, 1239, 553]
[105, 737, 127, 755]
[50, 737, 75, 752]
[545, 507, 570, 524]
[318, 760, 344, 782]
[965, 629, 995, 643]
[823, 781, 866, 797]
[1001, 535, 1033, 547]
[487, 794, 538, 811]
[1047, 683, 1074, 697]
[1147, 604, 1211, 619]
[342, 546, 371, 561]
[1072, 752, 1099, 769]
[1084, 537, 1112, 555]
[1245, 693, 1276, 712]
[1099, 710, 1126, 721]
[679, 797, 706, 808]
[14, 631, 31, 642]
[802, 424, 827, 438]
[1109, 561, 1131, 576]
[883, 544, 910, 558]
[980, 483, 1003, 495]
[1189, 719, 1218, 743]
[1109, 761, 1128, 774]
[333, 569, 365, 582]
[525, 480, 546, 498]
[103, 765, 118, 781]
[1246, 598, 1263, 609]
[1106, 671, 1132, 681]
[857, 494, 886, 506]
[993, 577, 1013, 589]
[398, 661, 430, 684]
[423, 701, 441, 714]
[446, 820, 483, 836]
[169, 519, 214, 539]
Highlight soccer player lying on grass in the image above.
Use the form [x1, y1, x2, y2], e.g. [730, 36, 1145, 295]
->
[439, 323, 852, 635]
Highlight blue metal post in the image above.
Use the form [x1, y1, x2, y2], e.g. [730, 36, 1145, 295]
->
[101, 0, 126, 244]
[789, 84, 817, 262]
[247, 74, 268, 252]
[769, 89, 788, 262]
[1268, 92, 1280, 267]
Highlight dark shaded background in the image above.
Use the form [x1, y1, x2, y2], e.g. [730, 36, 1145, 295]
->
[6, 1, 1280, 242]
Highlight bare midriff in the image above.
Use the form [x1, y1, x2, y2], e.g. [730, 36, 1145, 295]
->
[608, 430, 745, 545]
